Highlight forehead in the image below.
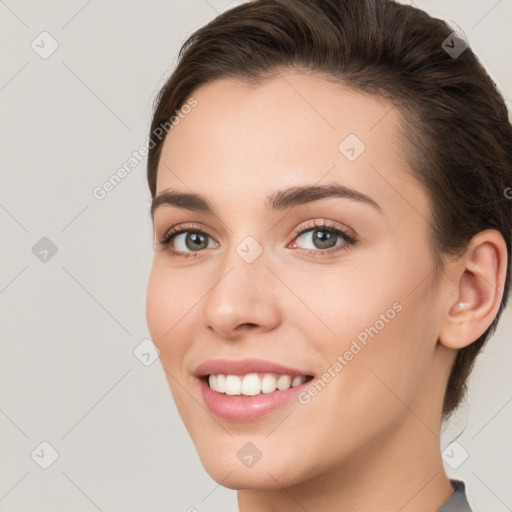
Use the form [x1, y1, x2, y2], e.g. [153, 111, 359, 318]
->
[155, 71, 428, 222]
[164, 72, 397, 163]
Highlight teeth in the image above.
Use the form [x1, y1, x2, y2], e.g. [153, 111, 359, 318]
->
[276, 375, 291, 390]
[225, 375, 242, 395]
[261, 374, 277, 393]
[241, 374, 260, 396]
[207, 373, 307, 396]
[291, 375, 304, 387]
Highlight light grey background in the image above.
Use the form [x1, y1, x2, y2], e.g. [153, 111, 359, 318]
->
[1, 1, 511, 511]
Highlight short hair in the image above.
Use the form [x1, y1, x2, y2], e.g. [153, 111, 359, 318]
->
[147, 0, 512, 418]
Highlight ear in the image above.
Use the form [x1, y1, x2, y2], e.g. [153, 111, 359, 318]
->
[439, 229, 508, 350]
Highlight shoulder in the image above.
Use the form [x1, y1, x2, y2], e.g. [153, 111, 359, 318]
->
[437, 480, 473, 512]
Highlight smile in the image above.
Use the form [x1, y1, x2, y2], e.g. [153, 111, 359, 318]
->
[207, 372, 313, 396]
[195, 358, 316, 422]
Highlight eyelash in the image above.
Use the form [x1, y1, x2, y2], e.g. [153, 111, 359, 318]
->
[158, 220, 358, 259]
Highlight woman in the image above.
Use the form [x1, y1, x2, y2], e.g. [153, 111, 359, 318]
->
[145, 0, 512, 510]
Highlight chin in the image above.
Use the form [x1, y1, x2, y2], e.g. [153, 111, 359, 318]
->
[191, 435, 311, 491]
[201, 458, 299, 491]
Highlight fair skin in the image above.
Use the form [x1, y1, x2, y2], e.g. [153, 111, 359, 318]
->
[146, 70, 507, 511]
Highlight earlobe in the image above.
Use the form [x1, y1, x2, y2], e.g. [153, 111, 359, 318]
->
[439, 230, 507, 350]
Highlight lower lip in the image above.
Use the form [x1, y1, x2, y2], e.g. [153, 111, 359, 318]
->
[198, 377, 311, 422]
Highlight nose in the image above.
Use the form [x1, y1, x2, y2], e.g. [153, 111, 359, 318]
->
[201, 249, 281, 341]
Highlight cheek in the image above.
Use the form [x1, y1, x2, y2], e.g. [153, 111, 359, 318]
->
[146, 267, 195, 416]
[145, 263, 187, 361]
[145, 267, 167, 341]
[304, 252, 437, 404]
[297, 300, 436, 473]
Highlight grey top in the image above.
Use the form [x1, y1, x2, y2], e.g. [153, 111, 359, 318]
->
[438, 481, 472, 512]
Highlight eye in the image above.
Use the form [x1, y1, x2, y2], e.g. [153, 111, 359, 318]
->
[158, 223, 218, 258]
[289, 220, 357, 256]
[157, 220, 357, 259]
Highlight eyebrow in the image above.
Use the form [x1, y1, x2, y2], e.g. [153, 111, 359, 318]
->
[151, 183, 383, 218]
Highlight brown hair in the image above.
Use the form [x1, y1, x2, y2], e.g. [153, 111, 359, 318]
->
[147, 0, 512, 418]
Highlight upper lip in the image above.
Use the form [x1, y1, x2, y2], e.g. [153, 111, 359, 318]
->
[195, 358, 314, 378]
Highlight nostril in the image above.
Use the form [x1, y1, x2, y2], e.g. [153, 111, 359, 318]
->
[238, 323, 258, 330]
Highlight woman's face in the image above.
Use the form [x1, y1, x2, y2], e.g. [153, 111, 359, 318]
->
[146, 71, 451, 490]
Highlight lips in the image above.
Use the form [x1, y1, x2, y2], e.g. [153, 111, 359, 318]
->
[194, 358, 315, 422]
[195, 358, 314, 378]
